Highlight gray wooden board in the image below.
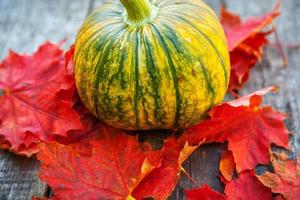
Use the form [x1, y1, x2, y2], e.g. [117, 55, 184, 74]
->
[0, 0, 92, 199]
[0, 0, 299, 199]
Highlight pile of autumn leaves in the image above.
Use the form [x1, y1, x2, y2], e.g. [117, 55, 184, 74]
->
[0, 3, 299, 200]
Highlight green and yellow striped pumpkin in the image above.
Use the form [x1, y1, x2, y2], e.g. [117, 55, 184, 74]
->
[74, 0, 230, 130]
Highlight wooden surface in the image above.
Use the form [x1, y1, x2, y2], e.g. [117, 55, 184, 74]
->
[0, 0, 299, 199]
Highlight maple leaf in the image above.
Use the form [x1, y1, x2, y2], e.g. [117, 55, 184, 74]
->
[179, 87, 289, 172]
[221, 3, 280, 51]
[0, 42, 84, 156]
[38, 124, 161, 200]
[228, 34, 270, 92]
[64, 45, 75, 76]
[225, 171, 273, 200]
[185, 184, 226, 200]
[219, 150, 236, 182]
[256, 151, 300, 200]
[38, 123, 198, 200]
[51, 96, 99, 145]
[221, 2, 281, 92]
[184, 170, 272, 200]
[132, 141, 200, 199]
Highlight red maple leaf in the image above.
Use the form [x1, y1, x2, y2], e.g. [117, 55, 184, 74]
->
[221, 2, 281, 92]
[0, 42, 83, 156]
[38, 124, 161, 199]
[179, 87, 289, 172]
[228, 34, 270, 92]
[256, 151, 300, 200]
[37, 123, 198, 199]
[221, 3, 280, 51]
[64, 45, 75, 76]
[132, 140, 200, 199]
[184, 169, 273, 200]
[186, 184, 226, 200]
[225, 171, 273, 200]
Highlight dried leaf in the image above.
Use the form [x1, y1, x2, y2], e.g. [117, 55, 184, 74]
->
[219, 150, 236, 182]
[227, 86, 278, 107]
[256, 151, 300, 200]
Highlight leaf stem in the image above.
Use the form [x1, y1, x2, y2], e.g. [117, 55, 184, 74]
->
[181, 166, 200, 187]
[272, 23, 288, 67]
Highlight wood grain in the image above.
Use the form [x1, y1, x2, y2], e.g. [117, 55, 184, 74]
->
[0, 0, 299, 199]
[0, 0, 91, 199]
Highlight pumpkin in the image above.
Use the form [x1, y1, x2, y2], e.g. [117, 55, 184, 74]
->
[74, 0, 230, 130]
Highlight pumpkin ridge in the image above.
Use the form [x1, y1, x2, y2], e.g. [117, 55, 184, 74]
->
[158, 22, 217, 122]
[142, 32, 164, 124]
[170, 8, 227, 50]
[174, 15, 229, 88]
[133, 31, 140, 128]
[75, 22, 124, 102]
[100, 29, 130, 123]
[93, 39, 113, 117]
[197, 58, 216, 105]
[136, 29, 153, 128]
[159, 22, 216, 102]
[76, 21, 123, 53]
[114, 32, 132, 126]
[157, 23, 215, 122]
[93, 29, 125, 117]
[117, 44, 127, 90]
[102, 34, 128, 122]
[150, 23, 181, 129]
[159, 24, 184, 54]
[113, 47, 127, 123]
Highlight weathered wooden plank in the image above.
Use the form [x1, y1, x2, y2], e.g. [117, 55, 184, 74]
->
[224, 0, 300, 154]
[0, 0, 90, 199]
[0, 0, 91, 57]
[0, 152, 48, 200]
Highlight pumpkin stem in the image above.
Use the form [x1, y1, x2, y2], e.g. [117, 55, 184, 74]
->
[120, 0, 153, 23]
